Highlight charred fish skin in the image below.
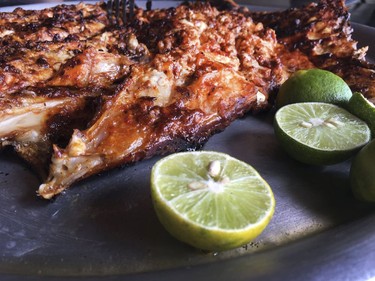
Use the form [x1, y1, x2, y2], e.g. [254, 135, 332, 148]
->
[0, 32, 147, 176]
[0, 39, 141, 178]
[38, 2, 281, 198]
[250, 0, 375, 101]
[0, 40, 83, 95]
[249, 0, 357, 57]
[0, 1, 151, 176]
[0, 2, 109, 94]
[0, 2, 108, 43]
[0, 28, 148, 95]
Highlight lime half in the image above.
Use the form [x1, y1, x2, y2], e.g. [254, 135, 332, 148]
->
[274, 102, 371, 165]
[150, 151, 275, 251]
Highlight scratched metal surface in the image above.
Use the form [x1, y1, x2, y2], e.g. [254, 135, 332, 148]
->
[0, 2, 374, 280]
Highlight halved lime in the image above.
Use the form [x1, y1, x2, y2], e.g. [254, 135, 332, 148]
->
[346, 92, 375, 138]
[274, 102, 371, 165]
[276, 69, 352, 109]
[150, 151, 275, 251]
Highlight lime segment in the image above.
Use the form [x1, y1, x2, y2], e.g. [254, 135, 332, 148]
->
[274, 102, 371, 165]
[150, 151, 275, 251]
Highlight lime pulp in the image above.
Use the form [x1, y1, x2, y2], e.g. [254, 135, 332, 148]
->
[274, 102, 371, 165]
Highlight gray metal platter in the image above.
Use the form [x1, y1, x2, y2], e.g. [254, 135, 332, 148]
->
[0, 2, 374, 280]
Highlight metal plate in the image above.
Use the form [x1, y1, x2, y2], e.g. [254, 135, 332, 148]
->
[0, 2, 374, 280]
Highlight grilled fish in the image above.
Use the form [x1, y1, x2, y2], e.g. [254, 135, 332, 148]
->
[38, 2, 283, 198]
[39, 0, 375, 198]
[0, 0, 374, 198]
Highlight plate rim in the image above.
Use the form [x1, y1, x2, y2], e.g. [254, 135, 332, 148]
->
[0, 2, 374, 280]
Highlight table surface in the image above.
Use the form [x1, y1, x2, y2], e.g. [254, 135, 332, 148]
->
[0, 0, 374, 26]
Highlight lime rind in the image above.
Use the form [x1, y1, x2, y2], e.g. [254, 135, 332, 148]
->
[347, 92, 375, 139]
[151, 151, 275, 251]
[274, 102, 371, 165]
[350, 139, 375, 202]
[276, 69, 352, 109]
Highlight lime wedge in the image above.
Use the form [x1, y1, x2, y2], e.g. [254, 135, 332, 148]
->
[346, 92, 375, 138]
[150, 151, 275, 251]
[274, 102, 371, 165]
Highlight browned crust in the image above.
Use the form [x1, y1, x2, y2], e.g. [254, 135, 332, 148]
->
[249, 0, 375, 101]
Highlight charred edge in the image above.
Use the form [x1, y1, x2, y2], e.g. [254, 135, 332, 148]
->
[249, 0, 349, 41]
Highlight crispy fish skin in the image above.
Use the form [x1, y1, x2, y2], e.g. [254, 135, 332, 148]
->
[0, 2, 108, 43]
[0, 40, 83, 94]
[249, 0, 358, 57]
[0, 2, 148, 94]
[38, 3, 282, 198]
[0, 28, 147, 94]
[0, 3, 109, 92]
[0, 31, 149, 178]
[0, 2, 151, 177]
[0, 27, 149, 176]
